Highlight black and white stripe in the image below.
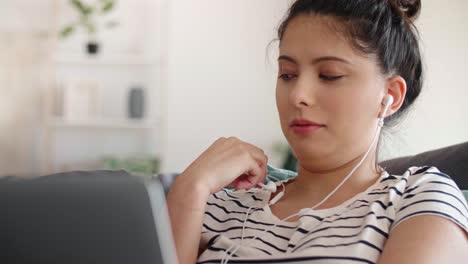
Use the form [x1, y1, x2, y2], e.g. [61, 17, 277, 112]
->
[198, 166, 468, 264]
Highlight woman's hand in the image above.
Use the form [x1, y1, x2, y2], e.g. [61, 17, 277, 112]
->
[178, 136, 269, 195]
[167, 137, 268, 263]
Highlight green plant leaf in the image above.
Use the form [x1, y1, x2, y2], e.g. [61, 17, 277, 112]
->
[70, 0, 94, 16]
[83, 20, 97, 34]
[101, 1, 115, 13]
[85, 6, 94, 16]
[70, 0, 87, 14]
[67, 0, 117, 36]
[98, 0, 116, 13]
[60, 24, 75, 38]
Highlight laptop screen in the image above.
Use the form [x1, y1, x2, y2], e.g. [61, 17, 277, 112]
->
[0, 170, 177, 264]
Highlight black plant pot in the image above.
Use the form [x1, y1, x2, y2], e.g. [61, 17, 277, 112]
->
[86, 41, 100, 55]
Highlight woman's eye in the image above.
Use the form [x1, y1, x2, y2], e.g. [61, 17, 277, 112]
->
[319, 74, 344, 81]
[278, 73, 296, 81]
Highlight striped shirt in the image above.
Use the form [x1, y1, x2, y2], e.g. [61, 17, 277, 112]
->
[197, 166, 468, 264]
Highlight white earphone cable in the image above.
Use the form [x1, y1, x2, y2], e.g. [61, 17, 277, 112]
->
[221, 96, 392, 263]
[220, 174, 286, 264]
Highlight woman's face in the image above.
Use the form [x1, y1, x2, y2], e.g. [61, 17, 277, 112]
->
[276, 15, 387, 168]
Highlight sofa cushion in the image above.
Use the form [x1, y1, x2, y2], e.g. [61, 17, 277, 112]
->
[379, 141, 468, 190]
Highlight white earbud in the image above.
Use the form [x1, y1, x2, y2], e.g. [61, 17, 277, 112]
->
[258, 181, 285, 205]
[259, 181, 277, 193]
[380, 94, 394, 118]
[378, 94, 394, 127]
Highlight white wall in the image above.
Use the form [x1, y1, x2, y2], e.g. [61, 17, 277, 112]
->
[163, 0, 290, 172]
[163, 0, 468, 173]
[0, 0, 53, 175]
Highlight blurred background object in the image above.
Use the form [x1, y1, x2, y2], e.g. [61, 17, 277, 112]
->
[101, 154, 160, 177]
[0, 0, 166, 176]
[0, 0, 467, 177]
[128, 85, 146, 119]
[60, 0, 119, 55]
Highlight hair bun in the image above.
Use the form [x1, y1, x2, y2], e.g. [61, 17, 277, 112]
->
[393, 0, 421, 21]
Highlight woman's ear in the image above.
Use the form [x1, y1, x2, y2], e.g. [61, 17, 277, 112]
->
[382, 75, 407, 118]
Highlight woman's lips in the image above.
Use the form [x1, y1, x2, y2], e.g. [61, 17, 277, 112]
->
[290, 124, 324, 135]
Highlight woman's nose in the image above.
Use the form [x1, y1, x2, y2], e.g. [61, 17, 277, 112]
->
[289, 77, 316, 108]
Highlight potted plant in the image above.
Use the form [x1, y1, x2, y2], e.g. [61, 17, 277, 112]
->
[60, 0, 119, 55]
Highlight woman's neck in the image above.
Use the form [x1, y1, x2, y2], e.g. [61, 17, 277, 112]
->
[284, 151, 382, 208]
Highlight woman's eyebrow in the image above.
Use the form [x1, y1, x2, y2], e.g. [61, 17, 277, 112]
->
[278, 55, 352, 65]
[278, 55, 298, 64]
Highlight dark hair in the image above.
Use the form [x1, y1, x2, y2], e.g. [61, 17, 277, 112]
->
[276, 0, 423, 128]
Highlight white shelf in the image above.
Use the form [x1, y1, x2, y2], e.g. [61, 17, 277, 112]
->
[48, 117, 158, 129]
[41, 0, 169, 175]
[54, 53, 160, 66]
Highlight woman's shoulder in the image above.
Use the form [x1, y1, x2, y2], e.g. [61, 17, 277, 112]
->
[381, 165, 461, 189]
[384, 165, 468, 233]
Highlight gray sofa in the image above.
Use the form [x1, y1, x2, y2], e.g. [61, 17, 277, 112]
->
[379, 141, 468, 191]
[157, 141, 468, 198]
[0, 141, 466, 263]
[381, 141, 468, 202]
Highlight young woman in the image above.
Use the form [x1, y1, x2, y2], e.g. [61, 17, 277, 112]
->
[167, 0, 468, 263]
